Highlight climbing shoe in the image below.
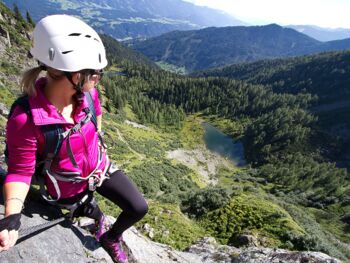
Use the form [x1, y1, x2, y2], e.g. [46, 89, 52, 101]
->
[100, 233, 128, 263]
[95, 214, 110, 241]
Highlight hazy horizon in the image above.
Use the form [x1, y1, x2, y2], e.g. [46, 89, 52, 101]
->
[183, 0, 350, 29]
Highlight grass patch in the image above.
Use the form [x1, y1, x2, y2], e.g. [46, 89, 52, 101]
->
[137, 201, 206, 250]
[278, 200, 349, 260]
[123, 103, 138, 121]
[311, 204, 350, 244]
[156, 61, 187, 75]
[0, 60, 20, 75]
[179, 114, 205, 149]
[0, 84, 16, 107]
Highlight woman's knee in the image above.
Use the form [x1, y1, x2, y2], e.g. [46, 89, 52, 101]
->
[130, 198, 148, 219]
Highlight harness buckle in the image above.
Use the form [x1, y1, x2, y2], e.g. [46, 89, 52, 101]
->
[88, 177, 97, 191]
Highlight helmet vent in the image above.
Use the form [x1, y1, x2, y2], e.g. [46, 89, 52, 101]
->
[94, 38, 100, 42]
[62, 50, 73, 54]
[49, 48, 55, 61]
[68, 33, 81, 36]
[99, 54, 101, 63]
[85, 35, 91, 38]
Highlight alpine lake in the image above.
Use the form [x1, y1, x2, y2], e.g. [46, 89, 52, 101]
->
[202, 122, 246, 167]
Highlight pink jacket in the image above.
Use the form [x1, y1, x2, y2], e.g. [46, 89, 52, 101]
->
[5, 78, 108, 199]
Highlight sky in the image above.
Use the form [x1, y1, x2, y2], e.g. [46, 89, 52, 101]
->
[183, 0, 350, 29]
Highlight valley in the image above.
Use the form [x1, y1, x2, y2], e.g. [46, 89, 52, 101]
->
[0, 2, 349, 262]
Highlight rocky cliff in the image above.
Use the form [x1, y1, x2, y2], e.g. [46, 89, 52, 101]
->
[0, 186, 341, 263]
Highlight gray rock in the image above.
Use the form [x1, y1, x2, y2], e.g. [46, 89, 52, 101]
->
[0, 103, 9, 116]
[232, 247, 342, 263]
[0, 25, 6, 37]
[142, 223, 155, 239]
[0, 167, 6, 183]
[231, 233, 259, 247]
[0, 200, 114, 263]
[185, 237, 240, 262]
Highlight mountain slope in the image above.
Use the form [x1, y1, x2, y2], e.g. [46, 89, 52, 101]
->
[131, 24, 350, 72]
[287, 25, 350, 42]
[0, 1, 35, 107]
[101, 34, 158, 69]
[2, 0, 244, 40]
[1, 3, 350, 261]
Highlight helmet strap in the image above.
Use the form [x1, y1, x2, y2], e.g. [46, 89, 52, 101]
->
[40, 64, 47, 71]
[64, 72, 85, 93]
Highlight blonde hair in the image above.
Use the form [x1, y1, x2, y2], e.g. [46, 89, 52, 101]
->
[20, 66, 43, 97]
[21, 66, 66, 97]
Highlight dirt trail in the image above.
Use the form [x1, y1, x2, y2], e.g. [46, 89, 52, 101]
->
[116, 128, 145, 160]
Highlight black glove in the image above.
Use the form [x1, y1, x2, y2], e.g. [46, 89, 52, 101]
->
[0, 214, 21, 232]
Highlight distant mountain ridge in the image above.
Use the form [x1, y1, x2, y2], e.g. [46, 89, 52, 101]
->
[2, 0, 244, 40]
[287, 25, 350, 42]
[131, 24, 350, 72]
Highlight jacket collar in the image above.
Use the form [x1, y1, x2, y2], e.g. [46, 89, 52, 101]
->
[28, 77, 89, 126]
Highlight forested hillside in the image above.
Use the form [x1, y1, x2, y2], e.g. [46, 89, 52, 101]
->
[194, 51, 350, 103]
[132, 24, 350, 72]
[194, 51, 350, 169]
[101, 34, 158, 69]
[0, 2, 349, 262]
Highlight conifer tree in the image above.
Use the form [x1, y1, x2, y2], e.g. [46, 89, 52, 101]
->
[26, 10, 35, 26]
[13, 3, 24, 21]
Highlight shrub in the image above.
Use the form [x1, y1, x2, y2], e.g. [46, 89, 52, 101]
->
[181, 187, 230, 218]
[128, 160, 198, 201]
[341, 213, 350, 226]
[199, 194, 304, 246]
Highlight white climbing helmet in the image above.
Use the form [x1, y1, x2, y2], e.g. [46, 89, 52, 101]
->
[30, 14, 108, 72]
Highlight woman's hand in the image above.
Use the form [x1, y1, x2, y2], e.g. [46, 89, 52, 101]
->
[0, 213, 22, 252]
[0, 229, 18, 252]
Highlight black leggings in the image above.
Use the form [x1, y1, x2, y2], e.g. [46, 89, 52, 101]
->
[97, 170, 148, 238]
[65, 170, 148, 239]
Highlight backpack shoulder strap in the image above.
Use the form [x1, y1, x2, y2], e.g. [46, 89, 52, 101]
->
[84, 91, 97, 131]
[40, 124, 65, 160]
[6, 95, 65, 161]
[37, 124, 65, 205]
[8, 95, 31, 119]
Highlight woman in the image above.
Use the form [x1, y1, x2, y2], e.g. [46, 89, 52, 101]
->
[0, 14, 148, 263]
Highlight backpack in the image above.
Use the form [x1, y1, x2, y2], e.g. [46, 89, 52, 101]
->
[4, 92, 98, 205]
